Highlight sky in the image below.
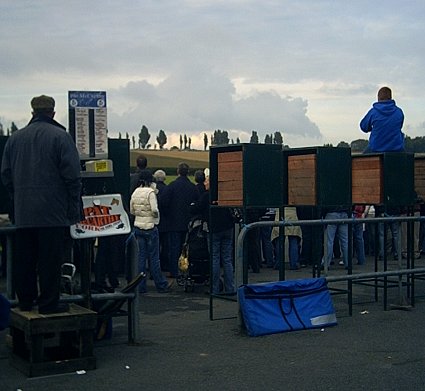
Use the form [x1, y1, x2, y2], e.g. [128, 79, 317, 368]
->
[1, 0, 425, 150]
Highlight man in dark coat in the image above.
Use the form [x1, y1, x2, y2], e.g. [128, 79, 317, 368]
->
[1, 95, 82, 314]
[153, 169, 169, 272]
[190, 175, 235, 294]
[194, 169, 206, 196]
[159, 162, 198, 278]
[129, 154, 148, 196]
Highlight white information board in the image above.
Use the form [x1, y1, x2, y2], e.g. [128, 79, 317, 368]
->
[68, 91, 108, 159]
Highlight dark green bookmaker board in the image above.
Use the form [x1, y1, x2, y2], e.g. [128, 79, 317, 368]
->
[210, 143, 285, 208]
[284, 146, 352, 208]
[352, 152, 415, 209]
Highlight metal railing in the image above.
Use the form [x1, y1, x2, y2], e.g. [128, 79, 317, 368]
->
[234, 215, 425, 315]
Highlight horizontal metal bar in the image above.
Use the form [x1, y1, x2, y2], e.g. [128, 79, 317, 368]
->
[8, 292, 136, 307]
[243, 215, 425, 230]
[325, 267, 425, 283]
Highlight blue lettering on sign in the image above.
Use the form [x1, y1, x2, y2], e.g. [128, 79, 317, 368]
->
[68, 91, 107, 108]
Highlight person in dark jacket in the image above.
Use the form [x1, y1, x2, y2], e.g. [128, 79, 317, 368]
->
[361, 87, 405, 260]
[159, 162, 198, 278]
[190, 174, 235, 294]
[360, 86, 405, 153]
[153, 169, 169, 272]
[321, 206, 350, 270]
[297, 206, 315, 267]
[129, 154, 149, 196]
[1, 95, 82, 314]
[245, 208, 264, 273]
[194, 169, 206, 196]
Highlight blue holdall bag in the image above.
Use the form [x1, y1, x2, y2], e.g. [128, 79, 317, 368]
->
[238, 278, 337, 337]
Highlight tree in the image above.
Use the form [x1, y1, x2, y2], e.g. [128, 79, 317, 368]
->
[250, 130, 259, 144]
[132, 135, 136, 149]
[188, 137, 192, 150]
[179, 135, 183, 150]
[337, 141, 350, 148]
[405, 136, 425, 152]
[264, 134, 272, 144]
[156, 129, 167, 149]
[0, 121, 3, 136]
[118, 132, 122, 139]
[236, 137, 241, 144]
[203, 133, 208, 151]
[138, 125, 150, 149]
[212, 129, 229, 145]
[184, 134, 188, 149]
[273, 131, 283, 145]
[126, 132, 129, 139]
[10, 122, 18, 134]
[350, 139, 368, 152]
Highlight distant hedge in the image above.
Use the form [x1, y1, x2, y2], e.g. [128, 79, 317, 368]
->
[130, 167, 203, 176]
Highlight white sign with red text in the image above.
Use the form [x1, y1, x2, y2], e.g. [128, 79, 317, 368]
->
[70, 194, 130, 239]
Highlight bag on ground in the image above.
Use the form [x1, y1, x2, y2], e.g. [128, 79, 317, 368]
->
[238, 278, 337, 337]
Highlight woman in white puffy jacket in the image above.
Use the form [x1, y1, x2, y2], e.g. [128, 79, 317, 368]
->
[130, 170, 171, 293]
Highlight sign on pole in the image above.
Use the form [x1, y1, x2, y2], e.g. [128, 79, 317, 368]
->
[68, 91, 108, 159]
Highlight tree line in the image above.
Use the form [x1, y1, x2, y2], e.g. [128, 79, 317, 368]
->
[0, 122, 18, 136]
[2, 119, 425, 153]
[122, 124, 425, 153]
[119, 126, 289, 151]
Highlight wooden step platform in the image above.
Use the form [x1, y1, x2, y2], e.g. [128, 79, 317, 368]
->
[9, 303, 97, 377]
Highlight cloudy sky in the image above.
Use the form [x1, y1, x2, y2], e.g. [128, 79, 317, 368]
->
[1, 1, 425, 149]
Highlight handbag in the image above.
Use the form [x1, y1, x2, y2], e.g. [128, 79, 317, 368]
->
[238, 278, 337, 337]
[178, 245, 189, 273]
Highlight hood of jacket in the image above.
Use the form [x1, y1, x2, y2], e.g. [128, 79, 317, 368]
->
[372, 100, 397, 116]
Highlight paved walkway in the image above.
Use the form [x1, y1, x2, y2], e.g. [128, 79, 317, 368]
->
[1, 257, 425, 390]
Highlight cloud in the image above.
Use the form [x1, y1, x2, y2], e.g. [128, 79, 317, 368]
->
[232, 92, 321, 138]
[107, 66, 321, 148]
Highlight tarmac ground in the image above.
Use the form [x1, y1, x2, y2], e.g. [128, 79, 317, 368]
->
[1, 256, 425, 391]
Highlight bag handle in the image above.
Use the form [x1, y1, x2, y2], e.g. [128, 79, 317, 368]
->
[278, 296, 307, 331]
[278, 297, 294, 331]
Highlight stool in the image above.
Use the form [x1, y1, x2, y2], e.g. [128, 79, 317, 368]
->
[9, 304, 97, 377]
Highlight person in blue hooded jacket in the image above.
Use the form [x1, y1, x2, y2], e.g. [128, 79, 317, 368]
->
[360, 87, 404, 262]
[360, 86, 405, 153]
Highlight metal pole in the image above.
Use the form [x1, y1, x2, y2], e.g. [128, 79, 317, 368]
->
[390, 221, 411, 310]
[6, 233, 14, 299]
[235, 225, 248, 290]
[128, 233, 140, 344]
[0, 226, 17, 299]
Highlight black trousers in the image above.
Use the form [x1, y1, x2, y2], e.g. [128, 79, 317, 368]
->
[246, 227, 261, 273]
[15, 227, 67, 311]
[95, 235, 126, 288]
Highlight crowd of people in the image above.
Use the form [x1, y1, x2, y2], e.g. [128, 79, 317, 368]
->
[129, 157, 237, 295]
